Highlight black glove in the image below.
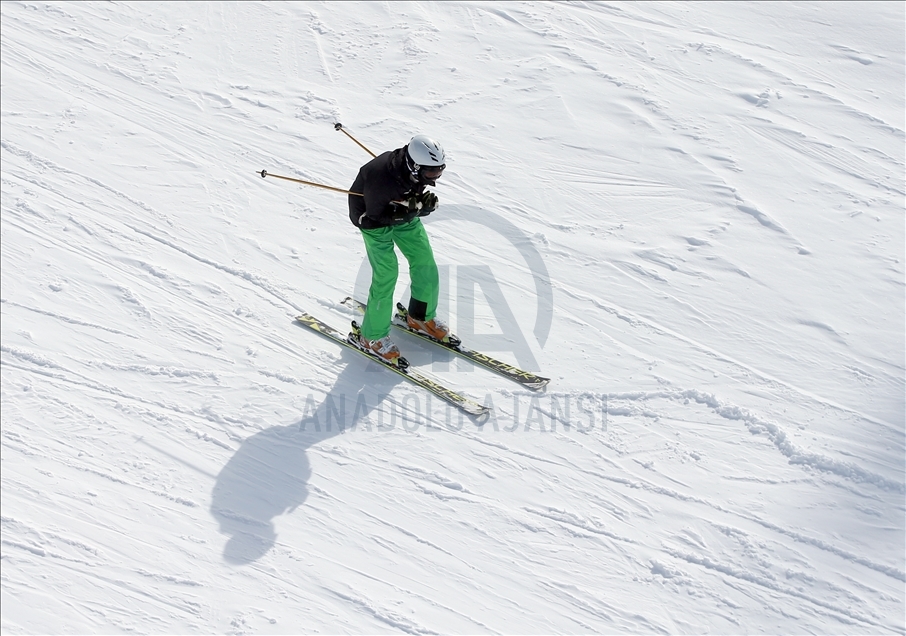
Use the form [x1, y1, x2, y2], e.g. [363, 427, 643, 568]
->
[385, 191, 439, 224]
[386, 200, 419, 225]
[417, 191, 438, 216]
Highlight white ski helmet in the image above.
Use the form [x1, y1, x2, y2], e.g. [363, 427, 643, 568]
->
[405, 134, 446, 185]
[407, 135, 445, 166]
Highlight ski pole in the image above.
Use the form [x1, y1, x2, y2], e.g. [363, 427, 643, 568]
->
[334, 122, 377, 158]
[258, 169, 363, 197]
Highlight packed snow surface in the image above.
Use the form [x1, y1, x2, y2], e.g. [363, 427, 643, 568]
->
[2, 1, 904, 633]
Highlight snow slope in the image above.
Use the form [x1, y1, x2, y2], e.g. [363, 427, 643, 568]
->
[2, 1, 904, 633]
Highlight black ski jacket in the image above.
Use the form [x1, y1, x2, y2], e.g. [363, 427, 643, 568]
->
[348, 148, 424, 229]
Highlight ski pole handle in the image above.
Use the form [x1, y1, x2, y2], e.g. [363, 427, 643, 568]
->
[334, 123, 377, 158]
[259, 169, 363, 197]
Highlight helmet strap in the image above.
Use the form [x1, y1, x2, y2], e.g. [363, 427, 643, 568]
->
[404, 152, 420, 183]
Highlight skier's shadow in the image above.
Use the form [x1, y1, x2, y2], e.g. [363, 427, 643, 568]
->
[209, 347, 401, 565]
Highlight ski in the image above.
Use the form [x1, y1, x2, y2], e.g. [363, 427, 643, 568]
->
[341, 297, 551, 390]
[295, 312, 490, 417]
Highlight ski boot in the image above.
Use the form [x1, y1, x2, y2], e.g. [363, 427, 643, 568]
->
[396, 303, 461, 347]
[349, 321, 408, 369]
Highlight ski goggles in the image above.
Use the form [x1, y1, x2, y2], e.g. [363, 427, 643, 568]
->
[419, 164, 445, 180]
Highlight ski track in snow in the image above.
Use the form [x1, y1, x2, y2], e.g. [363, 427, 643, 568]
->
[2, 1, 904, 633]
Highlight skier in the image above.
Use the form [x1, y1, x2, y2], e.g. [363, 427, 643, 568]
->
[348, 135, 452, 366]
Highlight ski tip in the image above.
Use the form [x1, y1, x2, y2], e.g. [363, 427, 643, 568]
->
[525, 378, 552, 391]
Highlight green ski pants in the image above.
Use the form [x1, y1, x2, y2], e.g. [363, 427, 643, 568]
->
[360, 218, 439, 340]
